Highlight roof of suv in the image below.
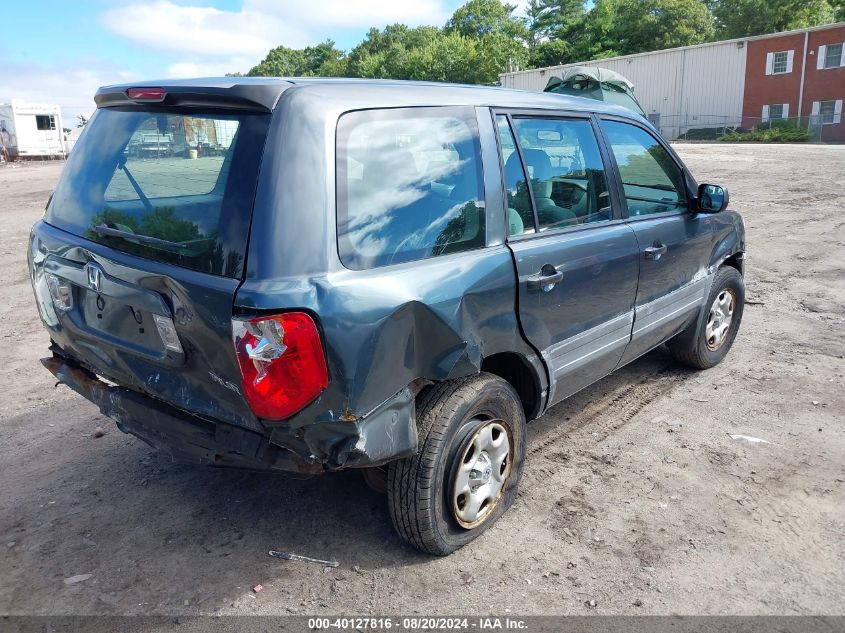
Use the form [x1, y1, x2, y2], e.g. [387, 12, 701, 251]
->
[95, 77, 645, 120]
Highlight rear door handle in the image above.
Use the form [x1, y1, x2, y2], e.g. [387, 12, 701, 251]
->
[644, 242, 668, 261]
[527, 267, 564, 291]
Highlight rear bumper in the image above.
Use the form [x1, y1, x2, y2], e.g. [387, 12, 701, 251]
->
[42, 354, 417, 473]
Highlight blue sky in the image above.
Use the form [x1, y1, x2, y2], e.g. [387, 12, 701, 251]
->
[1, 0, 516, 125]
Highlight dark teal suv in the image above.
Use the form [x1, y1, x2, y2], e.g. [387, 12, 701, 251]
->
[30, 78, 745, 554]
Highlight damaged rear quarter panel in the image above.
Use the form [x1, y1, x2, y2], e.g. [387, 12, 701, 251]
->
[237, 87, 538, 454]
[250, 250, 526, 415]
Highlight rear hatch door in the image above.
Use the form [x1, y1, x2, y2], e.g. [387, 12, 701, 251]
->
[31, 91, 274, 430]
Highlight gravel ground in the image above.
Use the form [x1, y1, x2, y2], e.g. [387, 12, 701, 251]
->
[0, 144, 843, 616]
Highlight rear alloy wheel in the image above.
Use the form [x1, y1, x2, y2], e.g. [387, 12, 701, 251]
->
[451, 419, 512, 529]
[387, 373, 526, 555]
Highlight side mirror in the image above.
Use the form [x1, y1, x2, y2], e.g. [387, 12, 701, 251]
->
[697, 184, 729, 213]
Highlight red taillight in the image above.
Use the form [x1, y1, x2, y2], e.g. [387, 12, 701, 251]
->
[126, 87, 166, 101]
[233, 312, 328, 420]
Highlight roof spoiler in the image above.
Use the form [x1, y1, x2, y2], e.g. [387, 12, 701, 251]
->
[94, 82, 293, 113]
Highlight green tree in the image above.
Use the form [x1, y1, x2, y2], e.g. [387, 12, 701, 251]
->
[574, 0, 620, 60]
[528, 0, 586, 41]
[609, 0, 715, 55]
[444, 0, 530, 76]
[405, 31, 480, 82]
[247, 39, 347, 77]
[302, 40, 348, 76]
[712, 0, 835, 38]
[529, 39, 573, 68]
[346, 25, 441, 79]
[525, 0, 588, 66]
[445, 0, 527, 39]
[524, 0, 547, 51]
[475, 32, 529, 79]
[247, 45, 306, 76]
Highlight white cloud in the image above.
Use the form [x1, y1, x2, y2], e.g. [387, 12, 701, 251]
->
[1, 1, 481, 124]
[166, 58, 254, 78]
[101, 0, 457, 79]
[247, 0, 451, 28]
[102, 0, 454, 61]
[0, 58, 135, 125]
[102, 1, 298, 57]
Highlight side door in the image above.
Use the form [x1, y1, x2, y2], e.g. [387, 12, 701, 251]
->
[495, 111, 640, 406]
[598, 118, 716, 365]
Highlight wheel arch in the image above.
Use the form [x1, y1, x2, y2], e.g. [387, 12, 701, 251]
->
[479, 352, 544, 421]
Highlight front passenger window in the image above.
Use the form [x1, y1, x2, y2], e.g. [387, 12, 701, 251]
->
[601, 121, 687, 217]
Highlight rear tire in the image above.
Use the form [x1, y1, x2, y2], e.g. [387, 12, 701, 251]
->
[387, 373, 526, 555]
[668, 266, 745, 369]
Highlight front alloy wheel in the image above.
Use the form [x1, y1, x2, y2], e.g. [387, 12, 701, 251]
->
[705, 288, 736, 351]
[668, 265, 745, 370]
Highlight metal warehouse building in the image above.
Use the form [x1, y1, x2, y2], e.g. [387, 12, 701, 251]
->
[500, 22, 845, 142]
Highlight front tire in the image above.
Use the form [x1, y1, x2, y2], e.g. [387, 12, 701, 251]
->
[387, 373, 526, 555]
[668, 265, 745, 369]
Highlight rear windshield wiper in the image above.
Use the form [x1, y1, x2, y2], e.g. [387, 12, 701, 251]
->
[117, 156, 154, 213]
[93, 223, 190, 250]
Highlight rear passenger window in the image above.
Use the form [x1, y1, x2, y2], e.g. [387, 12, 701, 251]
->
[497, 115, 613, 235]
[511, 117, 612, 230]
[337, 107, 485, 269]
[496, 116, 535, 236]
[601, 121, 687, 216]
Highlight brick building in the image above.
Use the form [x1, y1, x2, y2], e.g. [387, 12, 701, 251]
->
[501, 22, 845, 141]
[744, 24, 845, 140]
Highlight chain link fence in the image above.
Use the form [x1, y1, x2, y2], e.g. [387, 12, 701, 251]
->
[647, 113, 837, 142]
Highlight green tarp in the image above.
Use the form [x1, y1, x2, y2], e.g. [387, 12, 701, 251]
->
[544, 66, 646, 116]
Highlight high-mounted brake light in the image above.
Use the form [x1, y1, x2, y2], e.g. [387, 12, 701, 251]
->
[232, 312, 328, 420]
[126, 87, 166, 101]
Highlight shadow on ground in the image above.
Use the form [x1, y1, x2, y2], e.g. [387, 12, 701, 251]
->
[0, 347, 690, 614]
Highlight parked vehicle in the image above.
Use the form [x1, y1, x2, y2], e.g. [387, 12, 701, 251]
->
[29, 79, 745, 555]
[0, 100, 65, 159]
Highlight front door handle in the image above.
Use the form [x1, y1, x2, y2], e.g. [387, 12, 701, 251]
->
[527, 266, 564, 291]
[644, 241, 668, 261]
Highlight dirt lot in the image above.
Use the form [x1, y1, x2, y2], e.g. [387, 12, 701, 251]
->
[0, 144, 843, 617]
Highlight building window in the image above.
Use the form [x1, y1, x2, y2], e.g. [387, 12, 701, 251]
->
[819, 101, 838, 124]
[772, 51, 789, 74]
[824, 43, 843, 69]
[820, 43, 843, 69]
[766, 50, 793, 75]
[35, 115, 56, 131]
[762, 104, 789, 122]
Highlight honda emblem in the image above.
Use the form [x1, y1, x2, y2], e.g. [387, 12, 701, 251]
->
[84, 263, 104, 293]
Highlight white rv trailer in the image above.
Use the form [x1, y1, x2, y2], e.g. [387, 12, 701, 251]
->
[0, 100, 65, 159]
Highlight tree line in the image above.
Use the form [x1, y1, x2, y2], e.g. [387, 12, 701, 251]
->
[236, 0, 845, 85]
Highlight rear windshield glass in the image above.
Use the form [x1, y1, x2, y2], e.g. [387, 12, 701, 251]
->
[46, 108, 270, 278]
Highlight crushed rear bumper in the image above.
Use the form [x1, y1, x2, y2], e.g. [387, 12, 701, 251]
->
[43, 354, 417, 473]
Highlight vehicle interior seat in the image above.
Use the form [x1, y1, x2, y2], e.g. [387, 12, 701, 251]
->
[507, 208, 524, 235]
[532, 179, 578, 227]
[506, 149, 578, 228]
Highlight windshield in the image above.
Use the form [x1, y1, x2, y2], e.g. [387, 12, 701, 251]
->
[46, 107, 270, 278]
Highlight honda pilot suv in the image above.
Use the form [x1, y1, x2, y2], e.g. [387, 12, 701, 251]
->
[29, 78, 745, 555]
